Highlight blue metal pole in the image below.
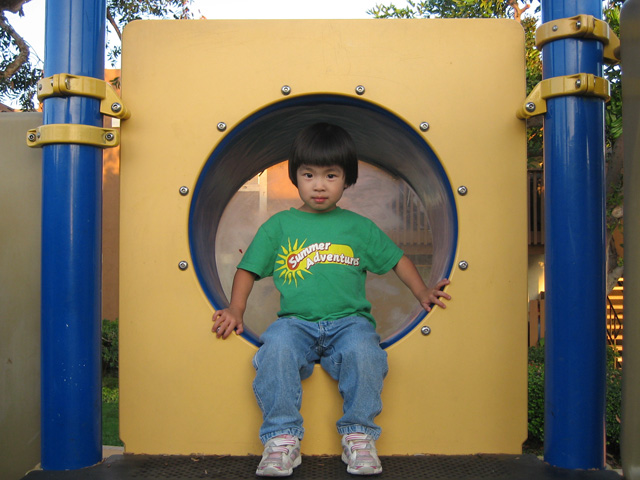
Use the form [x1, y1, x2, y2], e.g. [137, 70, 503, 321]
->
[41, 0, 106, 470]
[541, 0, 607, 470]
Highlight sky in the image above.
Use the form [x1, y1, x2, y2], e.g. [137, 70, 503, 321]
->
[7, 0, 404, 73]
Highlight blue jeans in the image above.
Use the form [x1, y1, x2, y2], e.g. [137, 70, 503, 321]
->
[252, 315, 388, 444]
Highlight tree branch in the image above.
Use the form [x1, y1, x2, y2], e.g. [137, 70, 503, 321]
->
[107, 8, 122, 41]
[508, 0, 530, 23]
[0, 0, 30, 14]
[0, 11, 30, 81]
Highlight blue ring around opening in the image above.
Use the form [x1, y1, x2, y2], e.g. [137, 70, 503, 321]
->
[189, 94, 457, 348]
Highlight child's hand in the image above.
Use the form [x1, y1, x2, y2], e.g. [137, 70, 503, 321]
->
[212, 307, 244, 340]
[419, 278, 451, 312]
[393, 256, 452, 312]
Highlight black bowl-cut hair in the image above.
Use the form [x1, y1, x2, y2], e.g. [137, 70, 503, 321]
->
[288, 122, 358, 187]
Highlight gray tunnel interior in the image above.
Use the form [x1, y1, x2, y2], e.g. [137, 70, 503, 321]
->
[189, 95, 457, 347]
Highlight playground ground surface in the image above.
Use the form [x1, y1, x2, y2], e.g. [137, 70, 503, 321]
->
[20, 446, 625, 479]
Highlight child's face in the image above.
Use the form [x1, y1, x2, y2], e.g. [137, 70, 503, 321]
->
[296, 164, 346, 213]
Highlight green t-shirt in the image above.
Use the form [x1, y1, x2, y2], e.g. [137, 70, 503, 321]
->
[238, 207, 404, 324]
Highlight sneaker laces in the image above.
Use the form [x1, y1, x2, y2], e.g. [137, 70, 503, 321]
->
[263, 436, 297, 464]
[344, 433, 377, 464]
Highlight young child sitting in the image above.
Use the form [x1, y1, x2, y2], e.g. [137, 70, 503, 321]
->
[212, 122, 451, 476]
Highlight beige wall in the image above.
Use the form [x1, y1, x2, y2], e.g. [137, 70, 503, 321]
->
[0, 113, 42, 479]
[0, 94, 120, 478]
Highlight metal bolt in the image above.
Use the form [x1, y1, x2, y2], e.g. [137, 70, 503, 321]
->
[457, 186, 468, 196]
[420, 122, 430, 132]
[105, 132, 115, 142]
[421, 326, 432, 336]
[178, 261, 189, 271]
[64, 78, 71, 90]
[111, 102, 122, 113]
[281, 85, 291, 96]
[355, 85, 366, 95]
[576, 21, 582, 29]
[525, 102, 536, 112]
[458, 260, 469, 270]
[179, 186, 189, 196]
[217, 122, 227, 132]
[552, 25, 558, 32]
[38, 83, 43, 91]
[575, 79, 582, 89]
[28, 133, 36, 142]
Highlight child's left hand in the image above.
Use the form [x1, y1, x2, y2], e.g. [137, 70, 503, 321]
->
[419, 278, 451, 312]
[393, 256, 452, 312]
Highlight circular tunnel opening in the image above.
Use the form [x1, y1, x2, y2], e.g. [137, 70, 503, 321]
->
[189, 95, 457, 347]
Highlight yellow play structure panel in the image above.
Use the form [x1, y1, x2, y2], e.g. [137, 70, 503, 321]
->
[120, 19, 527, 456]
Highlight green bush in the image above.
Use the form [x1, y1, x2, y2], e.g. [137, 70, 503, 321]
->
[102, 386, 119, 403]
[527, 361, 545, 443]
[606, 348, 622, 452]
[527, 341, 545, 444]
[527, 342, 622, 456]
[102, 318, 119, 375]
[528, 340, 545, 365]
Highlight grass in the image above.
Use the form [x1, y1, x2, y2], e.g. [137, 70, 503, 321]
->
[102, 402, 122, 446]
[102, 374, 123, 447]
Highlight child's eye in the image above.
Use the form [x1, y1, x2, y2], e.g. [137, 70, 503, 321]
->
[327, 174, 337, 179]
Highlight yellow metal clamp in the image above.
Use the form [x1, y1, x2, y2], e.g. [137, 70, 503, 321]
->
[536, 14, 621, 65]
[26, 124, 120, 149]
[37, 73, 130, 120]
[517, 73, 610, 120]
[27, 74, 128, 148]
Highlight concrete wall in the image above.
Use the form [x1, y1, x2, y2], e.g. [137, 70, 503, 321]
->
[0, 113, 42, 479]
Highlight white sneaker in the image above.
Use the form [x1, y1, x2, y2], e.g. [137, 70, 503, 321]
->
[256, 434, 301, 477]
[341, 433, 383, 475]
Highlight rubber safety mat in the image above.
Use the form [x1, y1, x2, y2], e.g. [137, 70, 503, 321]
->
[23, 454, 622, 480]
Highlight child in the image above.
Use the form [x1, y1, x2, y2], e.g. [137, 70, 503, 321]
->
[212, 122, 451, 477]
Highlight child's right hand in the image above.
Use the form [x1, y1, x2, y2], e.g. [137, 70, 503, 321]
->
[212, 307, 244, 340]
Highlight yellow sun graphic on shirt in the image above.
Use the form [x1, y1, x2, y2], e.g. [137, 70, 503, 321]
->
[275, 238, 312, 286]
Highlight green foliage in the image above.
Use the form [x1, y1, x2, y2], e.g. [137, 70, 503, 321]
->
[527, 340, 545, 443]
[526, 342, 622, 454]
[0, 16, 42, 110]
[368, 0, 513, 19]
[105, 0, 193, 66]
[102, 318, 119, 375]
[606, 367, 622, 449]
[107, 0, 191, 23]
[604, 2, 623, 147]
[528, 338, 545, 364]
[605, 344, 622, 449]
[102, 386, 120, 403]
[528, 361, 545, 443]
[606, 175, 624, 234]
[0, 0, 193, 107]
